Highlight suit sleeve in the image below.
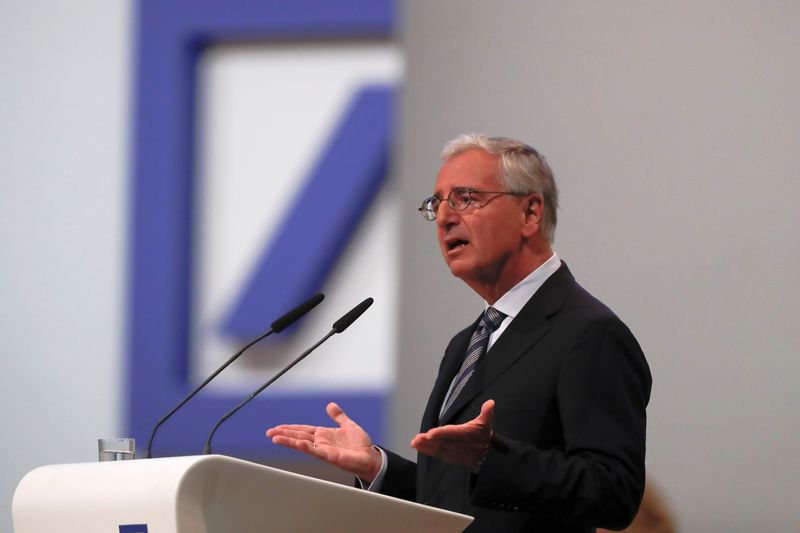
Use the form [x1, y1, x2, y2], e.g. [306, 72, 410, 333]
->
[470, 316, 652, 529]
[377, 448, 418, 501]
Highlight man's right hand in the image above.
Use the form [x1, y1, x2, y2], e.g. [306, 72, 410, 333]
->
[266, 402, 383, 483]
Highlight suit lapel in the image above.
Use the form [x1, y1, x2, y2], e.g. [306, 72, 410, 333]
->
[420, 323, 477, 431]
[437, 262, 576, 425]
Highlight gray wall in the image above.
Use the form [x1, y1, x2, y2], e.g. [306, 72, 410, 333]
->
[395, 2, 799, 531]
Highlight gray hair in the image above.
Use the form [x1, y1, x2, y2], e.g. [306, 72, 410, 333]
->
[441, 133, 559, 242]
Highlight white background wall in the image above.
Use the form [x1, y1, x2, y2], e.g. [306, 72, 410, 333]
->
[0, 1, 129, 531]
[1, 1, 798, 532]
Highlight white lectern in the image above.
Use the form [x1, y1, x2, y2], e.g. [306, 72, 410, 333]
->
[12, 454, 472, 532]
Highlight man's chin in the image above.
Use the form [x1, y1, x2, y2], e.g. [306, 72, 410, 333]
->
[446, 259, 474, 280]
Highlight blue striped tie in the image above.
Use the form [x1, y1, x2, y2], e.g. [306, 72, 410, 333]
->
[439, 306, 507, 420]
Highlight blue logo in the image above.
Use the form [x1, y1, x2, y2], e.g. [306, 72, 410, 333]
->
[222, 85, 393, 338]
[128, 0, 396, 456]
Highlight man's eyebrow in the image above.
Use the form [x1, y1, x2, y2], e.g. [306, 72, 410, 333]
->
[432, 185, 470, 197]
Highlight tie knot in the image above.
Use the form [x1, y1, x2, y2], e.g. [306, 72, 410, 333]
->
[481, 306, 506, 332]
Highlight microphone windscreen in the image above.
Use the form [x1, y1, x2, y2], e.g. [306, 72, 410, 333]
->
[332, 297, 374, 333]
[271, 293, 325, 333]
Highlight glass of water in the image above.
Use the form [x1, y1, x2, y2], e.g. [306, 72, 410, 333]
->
[98, 438, 136, 461]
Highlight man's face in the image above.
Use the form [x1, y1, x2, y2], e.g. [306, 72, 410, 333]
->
[433, 149, 528, 287]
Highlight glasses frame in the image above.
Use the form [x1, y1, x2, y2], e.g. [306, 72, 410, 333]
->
[418, 186, 527, 221]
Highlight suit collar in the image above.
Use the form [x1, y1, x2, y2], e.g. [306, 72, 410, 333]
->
[507, 260, 574, 331]
[490, 252, 561, 320]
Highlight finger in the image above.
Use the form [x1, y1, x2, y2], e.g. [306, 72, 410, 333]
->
[411, 426, 460, 444]
[423, 401, 495, 437]
[266, 427, 316, 440]
[267, 423, 320, 435]
[326, 402, 351, 427]
[411, 439, 443, 456]
[271, 431, 330, 453]
[410, 432, 426, 448]
[410, 430, 467, 446]
[270, 435, 314, 452]
[417, 424, 472, 440]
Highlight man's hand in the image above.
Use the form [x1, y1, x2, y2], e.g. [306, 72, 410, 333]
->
[266, 402, 383, 482]
[411, 399, 495, 469]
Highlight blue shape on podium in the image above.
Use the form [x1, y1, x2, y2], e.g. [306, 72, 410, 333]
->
[119, 525, 148, 533]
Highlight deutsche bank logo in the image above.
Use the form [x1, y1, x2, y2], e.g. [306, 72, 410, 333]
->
[193, 45, 401, 392]
[129, 1, 398, 456]
[219, 85, 393, 339]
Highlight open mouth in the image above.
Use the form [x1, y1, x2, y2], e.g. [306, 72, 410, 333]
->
[446, 239, 469, 251]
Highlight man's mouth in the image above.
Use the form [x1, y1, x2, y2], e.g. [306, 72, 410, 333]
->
[446, 239, 469, 251]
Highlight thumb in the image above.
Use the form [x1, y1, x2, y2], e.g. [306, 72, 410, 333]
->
[326, 402, 351, 427]
[477, 399, 495, 427]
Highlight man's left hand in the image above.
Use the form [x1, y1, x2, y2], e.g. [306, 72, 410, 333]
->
[410, 399, 495, 469]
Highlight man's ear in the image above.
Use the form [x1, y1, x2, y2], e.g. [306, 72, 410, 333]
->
[521, 193, 543, 237]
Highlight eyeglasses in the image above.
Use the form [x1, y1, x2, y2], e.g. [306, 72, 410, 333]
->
[418, 187, 526, 221]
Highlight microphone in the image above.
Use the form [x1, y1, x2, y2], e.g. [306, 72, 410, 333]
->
[143, 293, 325, 458]
[202, 297, 374, 454]
[332, 297, 374, 333]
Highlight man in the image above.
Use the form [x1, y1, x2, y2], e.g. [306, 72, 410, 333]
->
[267, 134, 652, 532]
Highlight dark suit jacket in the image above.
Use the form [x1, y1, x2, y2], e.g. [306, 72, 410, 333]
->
[379, 262, 652, 532]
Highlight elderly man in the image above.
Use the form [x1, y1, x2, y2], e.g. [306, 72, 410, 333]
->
[267, 134, 652, 532]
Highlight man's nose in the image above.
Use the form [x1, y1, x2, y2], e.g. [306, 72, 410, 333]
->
[436, 200, 459, 228]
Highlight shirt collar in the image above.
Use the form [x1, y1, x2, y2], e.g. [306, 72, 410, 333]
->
[487, 252, 561, 320]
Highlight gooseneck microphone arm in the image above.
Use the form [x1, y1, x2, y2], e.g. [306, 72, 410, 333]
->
[202, 330, 334, 455]
[202, 297, 374, 455]
[144, 293, 325, 458]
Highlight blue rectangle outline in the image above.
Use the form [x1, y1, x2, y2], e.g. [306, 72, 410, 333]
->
[128, 0, 394, 457]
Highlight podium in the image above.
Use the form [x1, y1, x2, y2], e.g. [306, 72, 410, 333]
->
[12, 454, 472, 532]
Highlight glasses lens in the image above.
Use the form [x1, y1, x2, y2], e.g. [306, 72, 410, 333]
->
[419, 197, 439, 221]
[450, 188, 473, 210]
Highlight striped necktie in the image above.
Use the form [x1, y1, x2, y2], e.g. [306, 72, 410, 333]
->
[439, 306, 507, 420]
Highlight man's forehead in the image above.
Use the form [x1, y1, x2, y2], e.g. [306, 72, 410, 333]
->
[434, 152, 501, 194]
